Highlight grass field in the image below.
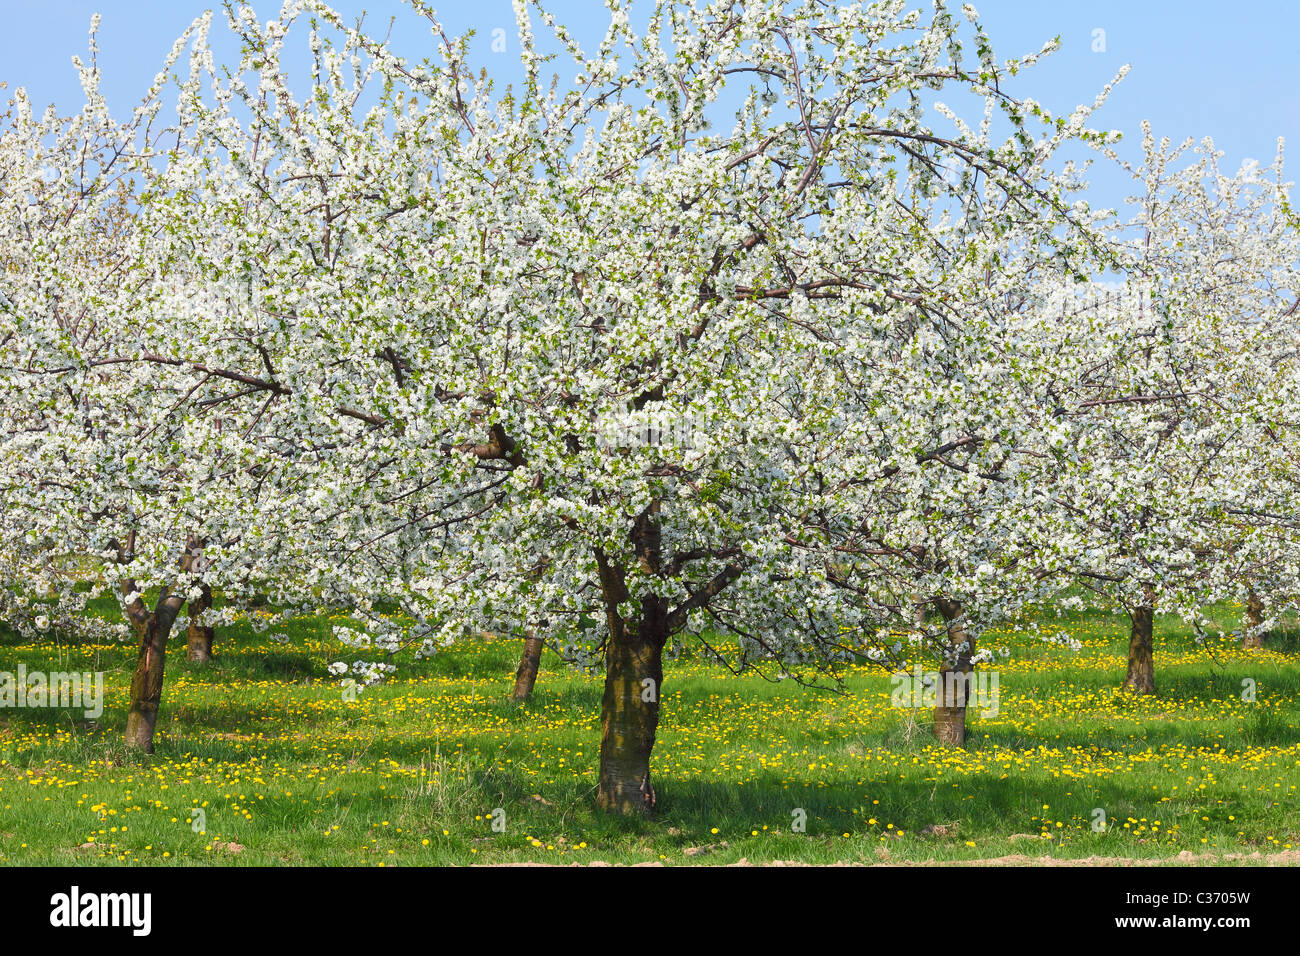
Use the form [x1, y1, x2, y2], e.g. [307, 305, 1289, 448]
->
[2, 596, 1299, 866]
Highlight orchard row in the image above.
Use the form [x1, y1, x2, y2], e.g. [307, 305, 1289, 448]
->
[2, 1, 1297, 813]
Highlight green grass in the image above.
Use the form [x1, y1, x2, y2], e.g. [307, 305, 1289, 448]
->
[1, 596, 1298, 865]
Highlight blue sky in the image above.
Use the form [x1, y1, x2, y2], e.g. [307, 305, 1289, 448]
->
[2, 1, 1296, 212]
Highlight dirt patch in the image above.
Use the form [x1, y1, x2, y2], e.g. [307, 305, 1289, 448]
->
[919, 823, 960, 839]
[683, 841, 729, 857]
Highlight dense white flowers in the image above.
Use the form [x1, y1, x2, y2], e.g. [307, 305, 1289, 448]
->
[1, 0, 1297, 788]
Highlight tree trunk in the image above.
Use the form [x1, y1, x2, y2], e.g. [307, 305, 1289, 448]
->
[125, 612, 171, 752]
[119, 538, 199, 752]
[933, 596, 974, 748]
[1243, 589, 1265, 650]
[511, 633, 544, 701]
[912, 596, 929, 632]
[186, 583, 216, 663]
[589, 497, 732, 816]
[596, 598, 666, 815]
[1123, 596, 1156, 694]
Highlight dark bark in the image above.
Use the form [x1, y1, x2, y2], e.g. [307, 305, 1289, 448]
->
[118, 536, 201, 752]
[123, 588, 188, 752]
[1243, 589, 1265, 650]
[124, 611, 172, 750]
[932, 596, 974, 748]
[596, 596, 666, 815]
[511, 633, 544, 701]
[186, 582, 216, 663]
[590, 499, 741, 815]
[594, 510, 670, 816]
[1123, 591, 1156, 695]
